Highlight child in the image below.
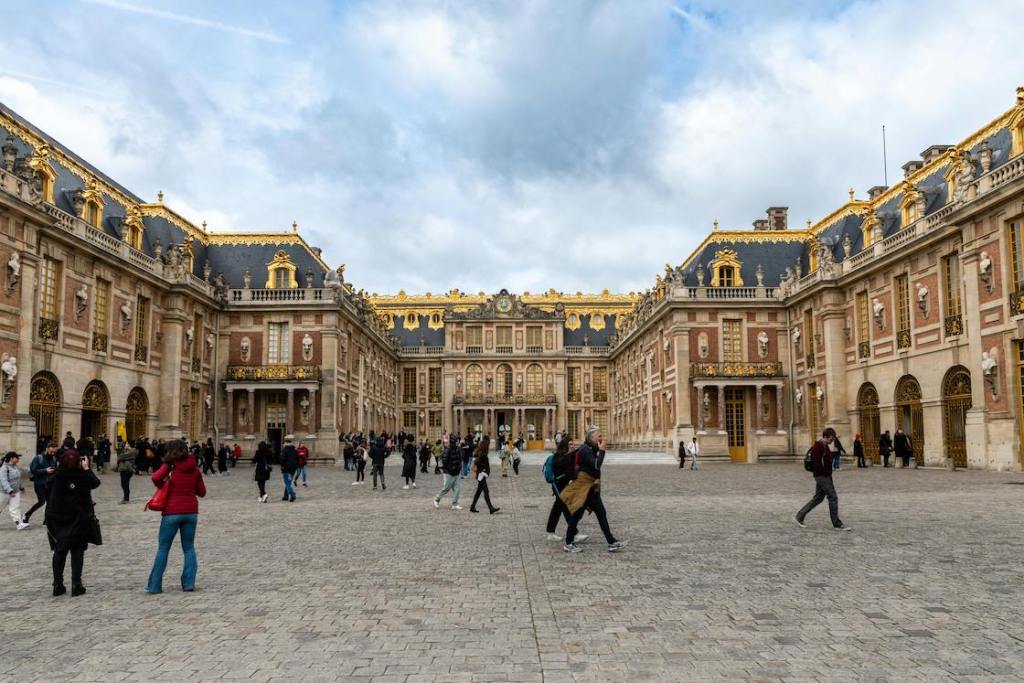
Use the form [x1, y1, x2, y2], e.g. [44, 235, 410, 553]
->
[351, 445, 367, 485]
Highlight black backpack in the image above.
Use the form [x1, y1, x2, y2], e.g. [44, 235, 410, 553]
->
[551, 448, 579, 486]
[803, 446, 815, 472]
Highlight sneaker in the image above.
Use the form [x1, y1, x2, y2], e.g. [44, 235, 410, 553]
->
[118, 500, 128, 505]
[16, 521, 29, 530]
[433, 498, 440, 509]
[402, 485, 410, 490]
[794, 516, 807, 528]
[451, 505, 462, 511]
[351, 481, 359, 486]
[834, 524, 853, 532]
[412, 482, 417, 488]
[546, 533, 561, 541]
[563, 543, 583, 553]
[607, 540, 628, 552]
[575, 534, 589, 543]
[302, 483, 308, 487]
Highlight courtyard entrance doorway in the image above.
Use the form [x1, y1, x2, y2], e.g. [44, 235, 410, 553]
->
[496, 409, 514, 446]
[29, 372, 62, 443]
[942, 366, 971, 468]
[895, 375, 924, 466]
[266, 391, 286, 461]
[724, 387, 746, 462]
[80, 380, 109, 440]
[526, 409, 545, 450]
[857, 383, 881, 464]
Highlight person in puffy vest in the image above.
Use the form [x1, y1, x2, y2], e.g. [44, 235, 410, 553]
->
[432, 441, 464, 510]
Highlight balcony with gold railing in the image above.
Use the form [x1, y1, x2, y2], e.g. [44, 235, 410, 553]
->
[226, 365, 322, 382]
[689, 361, 783, 379]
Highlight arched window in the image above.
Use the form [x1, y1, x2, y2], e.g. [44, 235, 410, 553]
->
[465, 364, 483, 398]
[265, 250, 298, 289]
[526, 363, 543, 397]
[497, 364, 513, 398]
[125, 387, 149, 443]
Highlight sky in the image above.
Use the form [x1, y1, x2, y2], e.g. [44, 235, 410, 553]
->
[1, 0, 1023, 295]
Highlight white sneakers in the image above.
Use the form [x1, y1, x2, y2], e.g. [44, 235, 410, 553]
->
[432, 498, 440, 508]
[451, 505, 462, 511]
[401, 485, 410, 490]
[412, 482, 417, 488]
[546, 533, 561, 541]
[16, 521, 29, 530]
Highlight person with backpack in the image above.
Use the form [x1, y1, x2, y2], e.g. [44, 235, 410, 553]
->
[24, 440, 59, 522]
[432, 441, 464, 510]
[469, 436, 500, 514]
[795, 427, 852, 531]
[280, 439, 298, 502]
[401, 439, 418, 489]
[544, 436, 587, 543]
[560, 426, 626, 553]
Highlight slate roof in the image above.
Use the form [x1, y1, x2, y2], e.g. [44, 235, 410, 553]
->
[679, 236, 809, 287]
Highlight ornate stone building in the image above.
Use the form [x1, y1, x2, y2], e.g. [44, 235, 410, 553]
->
[2, 88, 1024, 469]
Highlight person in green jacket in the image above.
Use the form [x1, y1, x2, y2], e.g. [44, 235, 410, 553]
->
[115, 441, 137, 504]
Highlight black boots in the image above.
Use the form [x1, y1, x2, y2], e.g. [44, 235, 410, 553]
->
[71, 583, 86, 597]
[53, 582, 66, 596]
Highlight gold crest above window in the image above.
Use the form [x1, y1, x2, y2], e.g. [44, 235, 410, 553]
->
[709, 248, 744, 287]
[265, 250, 298, 289]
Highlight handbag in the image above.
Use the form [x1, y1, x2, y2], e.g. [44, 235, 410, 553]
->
[86, 512, 103, 546]
[144, 472, 171, 512]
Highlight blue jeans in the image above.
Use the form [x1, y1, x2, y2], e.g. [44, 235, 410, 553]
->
[461, 459, 471, 477]
[296, 464, 308, 484]
[146, 513, 198, 592]
[282, 472, 295, 498]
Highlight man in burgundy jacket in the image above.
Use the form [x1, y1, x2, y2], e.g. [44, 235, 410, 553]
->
[795, 427, 852, 531]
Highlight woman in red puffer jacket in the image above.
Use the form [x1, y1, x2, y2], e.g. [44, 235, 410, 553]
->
[145, 440, 206, 593]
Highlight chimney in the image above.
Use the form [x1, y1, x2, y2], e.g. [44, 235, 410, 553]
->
[752, 219, 769, 231]
[867, 185, 887, 200]
[767, 206, 788, 230]
[902, 160, 923, 178]
[920, 144, 953, 165]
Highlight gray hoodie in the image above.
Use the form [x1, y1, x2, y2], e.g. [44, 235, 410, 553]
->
[0, 462, 22, 494]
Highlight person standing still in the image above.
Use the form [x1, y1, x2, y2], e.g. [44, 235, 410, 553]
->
[45, 450, 100, 595]
[879, 430, 893, 468]
[369, 438, 388, 491]
[1, 453, 30, 529]
[677, 440, 686, 469]
[24, 441, 59, 522]
[795, 428, 852, 531]
[115, 441, 137, 503]
[687, 437, 699, 470]
[894, 428, 913, 468]
[145, 440, 207, 593]
[854, 434, 866, 468]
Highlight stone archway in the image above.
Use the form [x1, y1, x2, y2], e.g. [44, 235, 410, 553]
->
[29, 372, 62, 443]
[81, 380, 110, 440]
[941, 366, 972, 468]
[857, 383, 880, 464]
[894, 375, 924, 466]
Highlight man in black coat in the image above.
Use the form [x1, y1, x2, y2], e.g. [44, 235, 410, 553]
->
[369, 438, 388, 491]
[893, 428, 913, 468]
[878, 430, 893, 468]
[280, 439, 299, 502]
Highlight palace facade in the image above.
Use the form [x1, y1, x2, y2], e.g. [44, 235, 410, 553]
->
[2, 89, 1024, 469]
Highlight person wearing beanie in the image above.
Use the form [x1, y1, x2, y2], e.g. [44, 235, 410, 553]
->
[559, 426, 626, 553]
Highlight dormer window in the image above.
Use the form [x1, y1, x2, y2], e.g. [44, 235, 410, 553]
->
[709, 248, 744, 287]
[899, 182, 923, 227]
[1011, 87, 1024, 157]
[122, 207, 145, 251]
[265, 250, 298, 289]
[79, 178, 105, 229]
[28, 145, 57, 204]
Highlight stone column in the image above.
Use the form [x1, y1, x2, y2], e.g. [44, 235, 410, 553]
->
[755, 384, 764, 432]
[717, 384, 725, 431]
[225, 389, 234, 438]
[776, 385, 785, 432]
[356, 354, 366, 432]
[309, 387, 318, 433]
[286, 388, 294, 438]
[960, 248, 989, 466]
[247, 388, 256, 437]
[672, 327, 692, 430]
[820, 288, 850, 434]
[156, 296, 187, 441]
[10, 252, 38, 455]
[696, 386, 705, 431]
[319, 324, 339, 452]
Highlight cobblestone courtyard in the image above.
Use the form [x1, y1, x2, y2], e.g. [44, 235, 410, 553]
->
[5, 458, 1024, 682]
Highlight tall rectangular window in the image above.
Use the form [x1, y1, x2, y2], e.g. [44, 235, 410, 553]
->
[268, 322, 289, 363]
[723, 319, 742, 361]
[403, 410, 417, 431]
[593, 367, 608, 402]
[593, 410, 609, 437]
[856, 291, 870, 358]
[568, 367, 582, 402]
[496, 325, 512, 352]
[403, 367, 417, 402]
[192, 314, 203, 362]
[895, 274, 911, 349]
[428, 367, 441, 402]
[803, 310, 814, 363]
[466, 325, 482, 352]
[134, 295, 149, 361]
[567, 410, 581, 442]
[526, 326, 542, 352]
[1010, 221, 1024, 293]
[93, 279, 109, 335]
[943, 253, 963, 335]
[40, 258, 61, 320]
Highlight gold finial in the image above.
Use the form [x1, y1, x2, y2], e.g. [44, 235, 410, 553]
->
[157, 190, 164, 203]
[848, 187, 855, 202]
[1017, 85, 1024, 105]
[202, 220, 207, 231]
[806, 218, 812, 229]
[713, 218, 719, 231]
[292, 220, 298, 233]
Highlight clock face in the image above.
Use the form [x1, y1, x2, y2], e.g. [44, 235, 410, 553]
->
[497, 296, 512, 313]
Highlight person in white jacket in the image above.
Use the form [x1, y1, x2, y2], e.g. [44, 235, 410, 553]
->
[686, 438, 699, 471]
[0, 452, 30, 529]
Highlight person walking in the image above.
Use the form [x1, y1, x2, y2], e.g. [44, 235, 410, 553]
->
[201, 439, 216, 476]
[418, 441, 431, 474]
[217, 443, 229, 476]
[894, 428, 913, 468]
[832, 434, 847, 470]
[461, 436, 473, 479]
[24, 441, 59, 522]
[499, 442, 510, 478]
[369, 438, 388, 491]
[854, 434, 866, 468]
[432, 441, 463, 510]
[879, 430, 893, 468]
[545, 436, 586, 542]
[686, 437, 699, 471]
[343, 438, 355, 471]
[95, 435, 111, 474]
[1, 453, 30, 530]
[145, 440, 207, 593]
[470, 436, 500, 514]
[401, 440, 418, 489]
[253, 442, 272, 503]
[295, 441, 309, 487]
[351, 444, 367, 485]
[560, 426, 626, 553]
[677, 440, 686, 469]
[45, 450, 100, 595]
[432, 439, 444, 474]
[511, 443, 521, 476]
[280, 439, 298, 501]
[115, 440, 137, 504]
[795, 427, 852, 531]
